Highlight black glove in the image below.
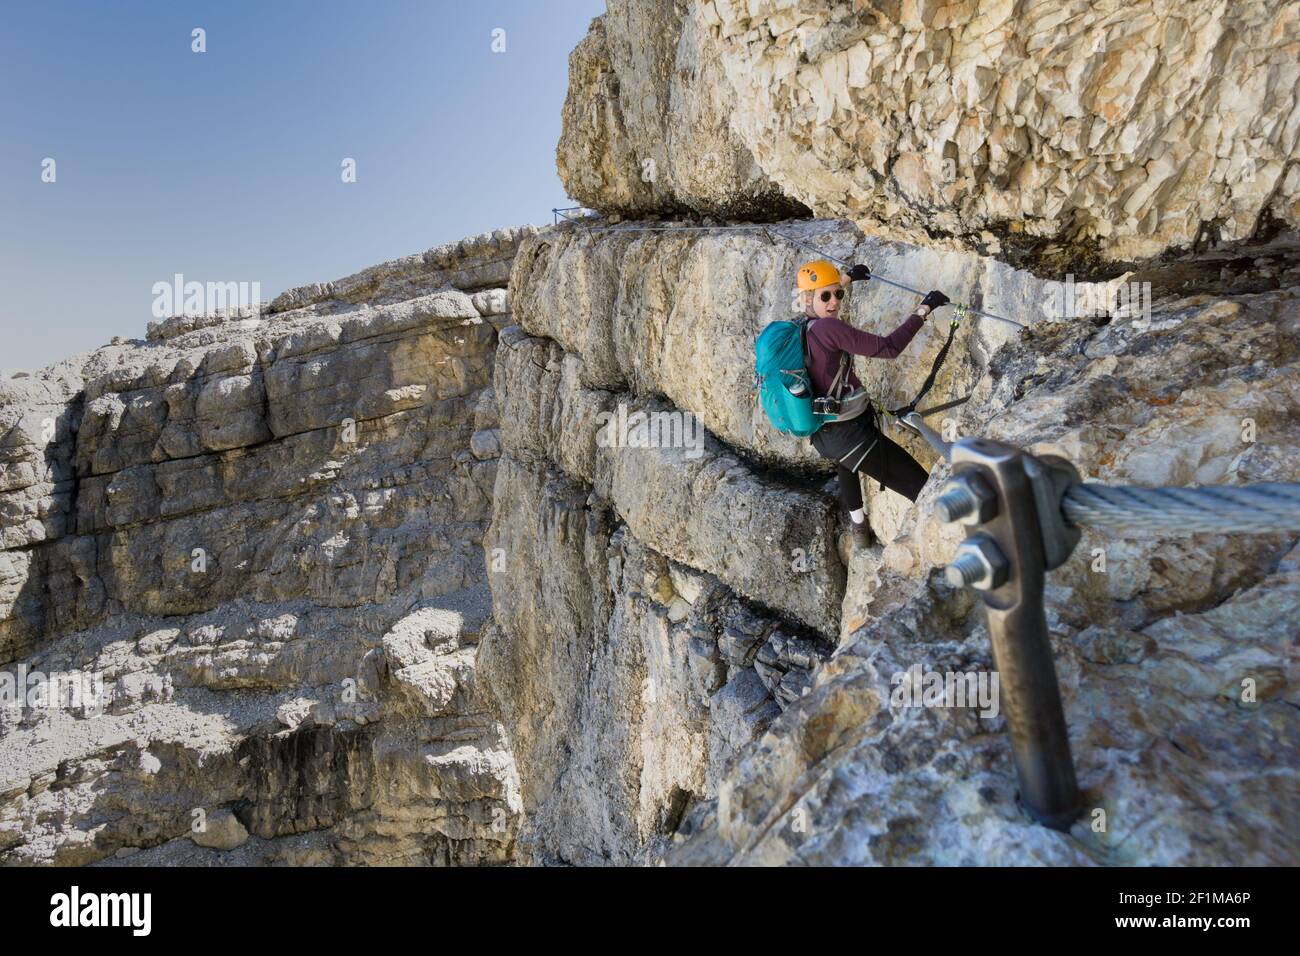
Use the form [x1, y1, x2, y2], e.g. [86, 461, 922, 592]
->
[920, 290, 950, 311]
[845, 264, 871, 282]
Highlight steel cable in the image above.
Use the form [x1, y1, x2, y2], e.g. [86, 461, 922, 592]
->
[1061, 482, 1300, 535]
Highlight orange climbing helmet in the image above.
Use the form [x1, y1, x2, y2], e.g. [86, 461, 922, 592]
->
[796, 259, 843, 291]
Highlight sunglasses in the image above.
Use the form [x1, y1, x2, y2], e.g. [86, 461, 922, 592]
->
[819, 289, 845, 302]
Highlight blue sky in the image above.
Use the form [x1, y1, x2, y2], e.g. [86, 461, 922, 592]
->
[0, 0, 604, 373]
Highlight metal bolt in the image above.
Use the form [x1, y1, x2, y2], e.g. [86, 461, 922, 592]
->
[946, 551, 988, 587]
[935, 483, 976, 522]
[944, 534, 1009, 590]
[935, 471, 998, 525]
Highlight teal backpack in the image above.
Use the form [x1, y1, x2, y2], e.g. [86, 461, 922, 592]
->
[755, 318, 838, 437]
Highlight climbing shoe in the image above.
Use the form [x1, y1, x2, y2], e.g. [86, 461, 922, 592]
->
[848, 518, 873, 550]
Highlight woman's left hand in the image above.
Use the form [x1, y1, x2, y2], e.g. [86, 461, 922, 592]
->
[920, 290, 950, 311]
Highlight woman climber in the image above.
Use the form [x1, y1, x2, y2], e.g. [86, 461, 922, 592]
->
[795, 259, 950, 549]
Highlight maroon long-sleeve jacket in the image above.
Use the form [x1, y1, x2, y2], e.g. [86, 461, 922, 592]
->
[805, 313, 925, 397]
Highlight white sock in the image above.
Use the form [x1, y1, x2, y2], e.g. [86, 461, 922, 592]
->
[849, 508, 865, 524]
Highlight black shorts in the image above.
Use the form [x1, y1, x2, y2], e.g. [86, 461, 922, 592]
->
[810, 414, 879, 471]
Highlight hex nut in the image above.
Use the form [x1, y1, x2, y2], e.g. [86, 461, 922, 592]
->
[945, 534, 1010, 590]
[935, 471, 999, 526]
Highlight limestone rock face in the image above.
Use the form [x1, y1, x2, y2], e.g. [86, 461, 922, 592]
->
[477, 460, 802, 864]
[560, 1, 1300, 270]
[557, 5, 804, 218]
[0, 233, 531, 866]
[264, 226, 535, 316]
